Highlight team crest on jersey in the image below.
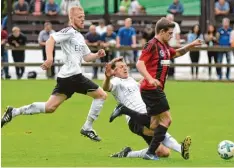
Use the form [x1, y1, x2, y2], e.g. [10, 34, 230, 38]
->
[159, 50, 165, 57]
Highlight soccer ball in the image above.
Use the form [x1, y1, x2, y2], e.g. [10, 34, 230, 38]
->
[218, 140, 234, 160]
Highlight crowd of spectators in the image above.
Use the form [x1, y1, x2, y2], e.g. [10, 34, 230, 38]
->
[1, 0, 234, 80]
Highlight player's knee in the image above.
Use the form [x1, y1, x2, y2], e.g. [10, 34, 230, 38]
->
[157, 150, 170, 157]
[156, 147, 170, 157]
[97, 91, 107, 100]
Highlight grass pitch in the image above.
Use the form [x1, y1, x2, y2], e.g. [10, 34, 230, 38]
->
[1, 80, 234, 167]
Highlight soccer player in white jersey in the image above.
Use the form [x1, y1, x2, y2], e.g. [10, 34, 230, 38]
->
[1, 6, 107, 142]
[102, 57, 191, 159]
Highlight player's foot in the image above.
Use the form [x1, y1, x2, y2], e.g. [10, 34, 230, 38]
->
[181, 136, 192, 160]
[143, 153, 159, 160]
[109, 104, 124, 123]
[80, 129, 101, 142]
[110, 147, 132, 158]
[1, 106, 13, 128]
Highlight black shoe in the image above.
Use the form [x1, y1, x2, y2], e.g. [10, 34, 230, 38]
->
[80, 129, 101, 142]
[1, 106, 13, 128]
[109, 104, 124, 123]
[5, 75, 11, 79]
[181, 136, 192, 160]
[110, 147, 132, 158]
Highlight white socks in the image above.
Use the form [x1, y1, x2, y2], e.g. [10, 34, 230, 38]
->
[12, 102, 46, 117]
[162, 133, 181, 153]
[127, 148, 148, 158]
[82, 99, 105, 131]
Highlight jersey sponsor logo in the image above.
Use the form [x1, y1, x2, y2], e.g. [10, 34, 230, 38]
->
[160, 60, 171, 66]
[75, 45, 85, 52]
[159, 50, 165, 57]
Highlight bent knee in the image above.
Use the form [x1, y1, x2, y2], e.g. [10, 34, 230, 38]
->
[156, 147, 170, 157]
[96, 90, 108, 100]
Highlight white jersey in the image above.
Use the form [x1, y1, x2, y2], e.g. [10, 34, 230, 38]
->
[110, 77, 147, 123]
[51, 27, 91, 78]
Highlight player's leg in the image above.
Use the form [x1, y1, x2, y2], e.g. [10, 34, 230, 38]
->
[110, 104, 151, 127]
[74, 74, 107, 141]
[1, 94, 67, 128]
[141, 89, 171, 160]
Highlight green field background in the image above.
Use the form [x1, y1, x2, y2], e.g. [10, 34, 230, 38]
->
[79, 0, 200, 15]
[1, 80, 234, 167]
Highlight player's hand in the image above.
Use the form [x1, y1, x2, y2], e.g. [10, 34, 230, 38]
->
[148, 78, 162, 87]
[97, 49, 106, 58]
[105, 57, 123, 77]
[116, 43, 121, 48]
[192, 39, 203, 47]
[41, 59, 53, 70]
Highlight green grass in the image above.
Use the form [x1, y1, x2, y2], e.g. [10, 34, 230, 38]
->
[1, 80, 234, 167]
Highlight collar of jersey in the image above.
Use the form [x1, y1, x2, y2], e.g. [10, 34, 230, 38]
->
[71, 26, 80, 32]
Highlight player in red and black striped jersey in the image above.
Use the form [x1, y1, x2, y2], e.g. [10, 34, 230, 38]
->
[136, 17, 202, 160]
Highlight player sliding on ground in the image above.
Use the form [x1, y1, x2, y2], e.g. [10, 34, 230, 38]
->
[1, 6, 107, 142]
[102, 57, 191, 159]
[110, 17, 202, 160]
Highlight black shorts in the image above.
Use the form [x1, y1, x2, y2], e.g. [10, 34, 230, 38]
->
[141, 88, 170, 116]
[52, 74, 99, 99]
[128, 118, 152, 145]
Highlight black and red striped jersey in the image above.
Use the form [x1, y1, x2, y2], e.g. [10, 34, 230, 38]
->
[139, 37, 176, 90]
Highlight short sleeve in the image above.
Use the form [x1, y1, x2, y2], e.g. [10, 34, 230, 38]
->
[131, 28, 136, 36]
[82, 43, 91, 57]
[117, 28, 123, 37]
[110, 78, 121, 92]
[51, 29, 73, 43]
[169, 47, 176, 58]
[139, 42, 155, 63]
[215, 2, 219, 9]
[38, 31, 43, 42]
[225, 2, 230, 10]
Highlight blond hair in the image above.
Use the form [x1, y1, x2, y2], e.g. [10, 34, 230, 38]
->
[69, 6, 84, 22]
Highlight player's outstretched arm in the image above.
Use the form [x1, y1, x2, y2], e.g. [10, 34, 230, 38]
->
[83, 49, 106, 62]
[102, 62, 113, 92]
[102, 57, 123, 91]
[41, 36, 55, 70]
[173, 39, 202, 58]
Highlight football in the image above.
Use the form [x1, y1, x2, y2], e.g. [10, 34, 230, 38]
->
[218, 140, 234, 160]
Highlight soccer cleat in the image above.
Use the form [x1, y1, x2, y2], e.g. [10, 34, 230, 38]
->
[80, 129, 101, 142]
[181, 136, 192, 160]
[110, 147, 132, 158]
[1, 106, 13, 128]
[109, 104, 124, 123]
[143, 153, 159, 160]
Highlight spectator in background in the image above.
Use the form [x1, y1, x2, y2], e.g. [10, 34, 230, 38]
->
[60, 0, 80, 15]
[187, 25, 203, 79]
[96, 19, 107, 36]
[217, 18, 232, 80]
[215, 0, 230, 15]
[117, 6, 127, 25]
[100, 25, 117, 63]
[8, 27, 27, 79]
[120, 0, 131, 12]
[1, 16, 8, 30]
[138, 6, 147, 15]
[45, 0, 60, 16]
[231, 25, 234, 47]
[166, 14, 181, 79]
[129, 0, 140, 15]
[14, 0, 29, 15]
[38, 22, 56, 78]
[1, 27, 11, 79]
[116, 18, 136, 64]
[85, 25, 101, 79]
[167, 0, 184, 15]
[204, 24, 219, 79]
[141, 24, 154, 46]
[29, 0, 45, 16]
